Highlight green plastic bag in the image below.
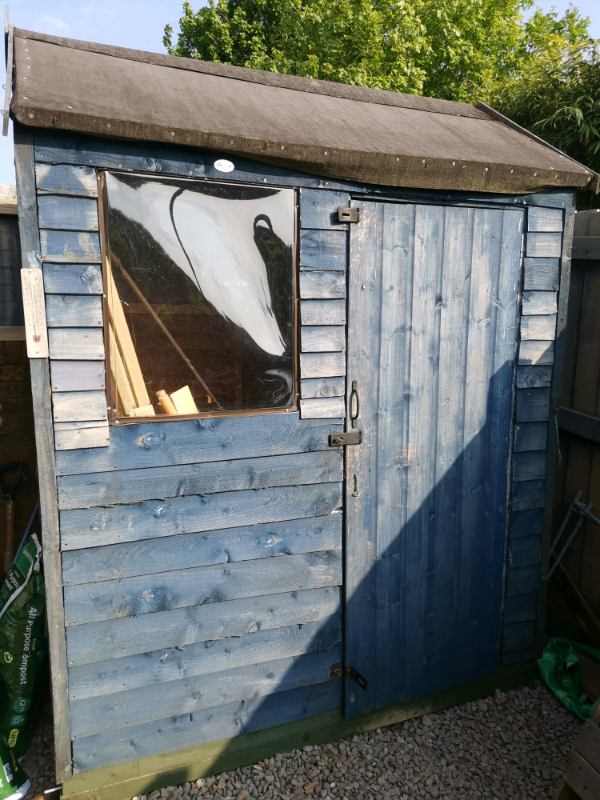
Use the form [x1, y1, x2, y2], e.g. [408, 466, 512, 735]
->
[537, 636, 600, 720]
[0, 535, 47, 759]
[0, 736, 29, 800]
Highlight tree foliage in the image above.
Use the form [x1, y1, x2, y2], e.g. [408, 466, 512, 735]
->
[164, 2, 599, 202]
[494, 41, 600, 203]
[164, 1, 589, 103]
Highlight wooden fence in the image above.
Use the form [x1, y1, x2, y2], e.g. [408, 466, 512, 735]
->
[552, 209, 600, 618]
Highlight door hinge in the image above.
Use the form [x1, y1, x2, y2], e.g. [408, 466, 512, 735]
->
[331, 663, 368, 691]
[329, 430, 362, 446]
[337, 206, 360, 223]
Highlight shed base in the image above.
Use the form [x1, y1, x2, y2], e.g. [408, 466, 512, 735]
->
[61, 661, 536, 800]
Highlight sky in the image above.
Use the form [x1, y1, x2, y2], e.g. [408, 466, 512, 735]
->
[1, 0, 599, 186]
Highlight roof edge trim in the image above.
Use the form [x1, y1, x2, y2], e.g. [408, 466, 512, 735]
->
[477, 101, 599, 193]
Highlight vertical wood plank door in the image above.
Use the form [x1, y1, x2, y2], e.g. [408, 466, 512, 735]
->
[345, 201, 524, 717]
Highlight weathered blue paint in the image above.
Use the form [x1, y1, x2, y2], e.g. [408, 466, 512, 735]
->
[345, 201, 523, 718]
[25, 128, 575, 775]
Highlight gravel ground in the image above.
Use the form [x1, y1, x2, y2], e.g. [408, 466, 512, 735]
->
[23, 681, 581, 800]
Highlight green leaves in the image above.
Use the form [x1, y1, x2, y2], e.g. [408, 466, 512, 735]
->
[164, 1, 591, 102]
[494, 40, 600, 205]
[164, 1, 598, 205]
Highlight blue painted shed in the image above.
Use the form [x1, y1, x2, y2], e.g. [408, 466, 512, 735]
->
[6, 25, 599, 800]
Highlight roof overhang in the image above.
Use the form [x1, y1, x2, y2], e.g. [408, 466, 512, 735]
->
[8, 29, 598, 195]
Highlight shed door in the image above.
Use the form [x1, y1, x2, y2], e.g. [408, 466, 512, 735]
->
[344, 201, 524, 717]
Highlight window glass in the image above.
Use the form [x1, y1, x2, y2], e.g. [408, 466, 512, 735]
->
[103, 172, 296, 418]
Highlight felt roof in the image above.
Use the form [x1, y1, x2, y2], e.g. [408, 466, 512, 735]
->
[10, 28, 597, 194]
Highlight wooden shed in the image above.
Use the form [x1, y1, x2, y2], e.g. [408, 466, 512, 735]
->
[5, 25, 599, 800]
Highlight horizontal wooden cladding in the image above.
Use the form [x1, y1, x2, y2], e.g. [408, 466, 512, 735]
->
[49, 328, 105, 360]
[525, 231, 562, 259]
[301, 300, 346, 326]
[518, 341, 554, 366]
[71, 650, 341, 746]
[41, 230, 101, 262]
[298, 199, 348, 418]
[300, 352, 346, 379]
[35, 163, 98, 197]
[46, 295, 103, 327]
[33, 137, 575, 207]
[300, 230, 347, 270]
[512, 480, 545, 512]
[70, 646, 340, 739]
[64, 549, 342, 626]
[38, 196, 99, 230]
[502, 621, 536, 653]
[32, 138, 573, 206]
[299, 271, 346, 300]
[69, 615, 341, 700]
[51, 361, 105, 392]
[527, 207, 563, 233]
[507, 536, 542, 569]
[55, 421, 110, 451]
[58, 449, 343, 509]
[299, 189, 349, 231]
[301, 326, 345, 353]
[52, 391, 107, 423]
[516, 365, 552, 388]
[503, 591, 537, 624]
[60, 483, 343, 549]
[43, 263, 103, 295]
[66, 585, 341, 666]
[55, 413, 342, 476]
[523, 258, 559, 291]
[299, 398, 345, 419]
[514, 422, 547, 453]
[521, 291, 558, 315]
[513, 451, 546, 482]
[516, 387, 550, 422]
[510, 508, 544, 539]
[71, 680, 341, 774]
[506, 563, 540, 597]
[63, 515, 342, 585]
[519, 314, 556, 341]
[300, 377, 345, 399]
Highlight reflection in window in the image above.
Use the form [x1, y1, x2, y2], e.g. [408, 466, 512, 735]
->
[103, 172, 296, 418]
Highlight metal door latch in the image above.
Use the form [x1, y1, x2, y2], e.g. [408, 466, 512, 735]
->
[337, 206, 360, 223]
[331, 663, 368, 691]
[329, 430, 362, 446]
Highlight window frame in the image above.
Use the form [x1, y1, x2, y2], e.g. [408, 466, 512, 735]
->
[98, 169, 300, 425]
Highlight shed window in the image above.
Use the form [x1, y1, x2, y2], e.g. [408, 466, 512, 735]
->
[102, 172, 296, 419]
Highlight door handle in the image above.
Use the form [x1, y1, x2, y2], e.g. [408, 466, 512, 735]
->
[350, 380, 359, 428]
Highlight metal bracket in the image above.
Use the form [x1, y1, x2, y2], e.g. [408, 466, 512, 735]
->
[330, 663, 368, 691]
[347, 667, 368, 691]
[329, 430, 362, 447]
[337, 206, 360, 223]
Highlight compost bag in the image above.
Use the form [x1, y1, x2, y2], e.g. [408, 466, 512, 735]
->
[537, 636, 600, 720]
[0, 735, 29, 800]
[0, 535, 46, 758]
